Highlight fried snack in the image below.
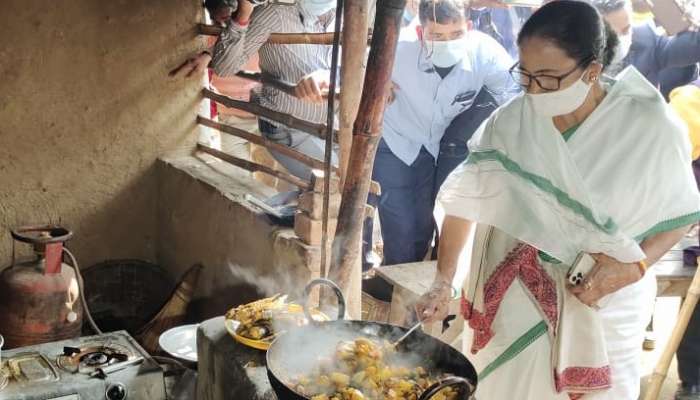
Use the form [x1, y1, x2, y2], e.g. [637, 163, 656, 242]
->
[227, 295, 289, 341]
[293, 338, 460, 400]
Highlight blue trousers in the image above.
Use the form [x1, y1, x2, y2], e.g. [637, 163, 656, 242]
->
[679, 158, 700, 385]
[372, 139, 437, 265]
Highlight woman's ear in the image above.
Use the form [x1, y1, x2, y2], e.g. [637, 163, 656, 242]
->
[587, 62, 604, 83]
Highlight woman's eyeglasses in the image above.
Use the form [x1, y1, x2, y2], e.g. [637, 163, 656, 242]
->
[509, 56, 595, 91]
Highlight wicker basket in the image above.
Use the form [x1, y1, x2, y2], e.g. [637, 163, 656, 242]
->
[361, 291, 391, 322]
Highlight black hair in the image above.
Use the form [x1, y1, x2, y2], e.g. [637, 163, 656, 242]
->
[204, 0, 234, 16]
[517, 0, 619, 68]
[418, 0, 468, 25]
[591, 0, 628, 15]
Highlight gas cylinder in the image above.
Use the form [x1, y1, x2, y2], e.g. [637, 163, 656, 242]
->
[0, 225, 83, 349]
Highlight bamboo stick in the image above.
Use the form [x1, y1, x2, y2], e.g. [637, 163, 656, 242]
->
[203, 88, 337, 141]
[234, 71, 337, 99]
[320, 0, 345, 283]
[643, 261, 700, 400]
[197, 115, 336, 173]
[269, 32, 337, 45]
[235, 71, 297, 97]
[327, 0, 406, 299]
[338, 0, 370, 185]
[197, 23, 223, 36]
[197, 143, 311, 190]
[196, 24, 371, 45]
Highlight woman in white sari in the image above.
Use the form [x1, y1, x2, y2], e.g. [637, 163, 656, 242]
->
[416, 1, 700, 399]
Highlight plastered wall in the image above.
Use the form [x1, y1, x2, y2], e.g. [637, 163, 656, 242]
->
[0, 0, 204, 269]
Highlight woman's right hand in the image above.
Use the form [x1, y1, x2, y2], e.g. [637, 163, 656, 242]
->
[415, 280, 452, 323]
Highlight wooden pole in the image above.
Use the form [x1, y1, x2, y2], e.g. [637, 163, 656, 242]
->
[327, 0, 406, 301]
[197, 115, 336, 172]
[644, 261, 700, 400]
[203, 88, 337, 141]
[338, 0, 370, 185]
[197, 143, 311, 190]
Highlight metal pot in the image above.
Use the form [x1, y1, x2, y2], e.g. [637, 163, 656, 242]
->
[266, 279, 477, 400]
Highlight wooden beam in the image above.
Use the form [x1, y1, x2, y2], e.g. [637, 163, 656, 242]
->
[203, 88, 337, 142]
[197, 115, 336, 173]
[197, 143, 310, 190]
[327, 0, 406, 298]
[338, 0, 370, 185]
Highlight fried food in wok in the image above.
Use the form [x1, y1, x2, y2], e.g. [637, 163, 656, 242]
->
[291, 338, 460, 400]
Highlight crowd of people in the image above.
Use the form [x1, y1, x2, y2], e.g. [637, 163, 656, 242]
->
[173, 0, 700, 398]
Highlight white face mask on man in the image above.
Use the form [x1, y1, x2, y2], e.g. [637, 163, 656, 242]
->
[427, 37, 469, 68]
[527, 68, 593, 117]
[299, 0, 336, 17]
[607, 32, 632, 76]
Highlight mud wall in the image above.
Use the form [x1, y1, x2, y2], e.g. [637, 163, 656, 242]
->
[0, 0, 204, 269]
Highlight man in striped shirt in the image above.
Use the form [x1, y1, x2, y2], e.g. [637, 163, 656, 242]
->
[178, 0, 339, 180]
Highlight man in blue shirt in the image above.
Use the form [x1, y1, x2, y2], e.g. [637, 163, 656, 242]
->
[593, 0, 700, 99]
[372, 0, 518, 266]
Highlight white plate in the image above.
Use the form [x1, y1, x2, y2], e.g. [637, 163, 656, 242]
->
[158, 324, 199, 362]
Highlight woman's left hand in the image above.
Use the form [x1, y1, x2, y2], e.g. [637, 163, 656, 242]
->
[569, 254, 643, 308]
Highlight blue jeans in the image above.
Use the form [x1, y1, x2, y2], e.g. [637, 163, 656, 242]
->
[372, 139, 437, 265]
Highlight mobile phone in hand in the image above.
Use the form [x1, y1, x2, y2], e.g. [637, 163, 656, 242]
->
[567, 252, 596, 286]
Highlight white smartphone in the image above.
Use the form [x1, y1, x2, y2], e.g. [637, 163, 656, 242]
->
[567, 252, 596, 286]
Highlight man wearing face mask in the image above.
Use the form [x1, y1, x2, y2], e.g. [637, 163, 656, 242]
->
[593, 0, 700, 99]
[371, 0, 518, 268]
[172, 0, 339, 180]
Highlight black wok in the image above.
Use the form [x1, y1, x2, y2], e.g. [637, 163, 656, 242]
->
[266, 279, 478, 400]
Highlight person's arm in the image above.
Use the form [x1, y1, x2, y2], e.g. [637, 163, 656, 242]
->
[481, 37, 520, 105]
[571, 225, 690, 306]
[640, 225, 691, 265]
[415, 216, 474, 322]
[653, 30, 700, 70]
[209, 3, 278, 77]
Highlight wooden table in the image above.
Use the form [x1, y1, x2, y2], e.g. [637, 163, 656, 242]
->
[654, 237, 696, 298]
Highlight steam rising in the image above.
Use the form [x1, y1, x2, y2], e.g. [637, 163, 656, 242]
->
[226, 262, 299, 298]
[268, 321, 439, 382]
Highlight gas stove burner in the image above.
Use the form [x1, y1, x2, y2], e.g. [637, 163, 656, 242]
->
[56, 343, 133, 374]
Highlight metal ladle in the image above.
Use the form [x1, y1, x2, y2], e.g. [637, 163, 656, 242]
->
[391, 321, 423, 348]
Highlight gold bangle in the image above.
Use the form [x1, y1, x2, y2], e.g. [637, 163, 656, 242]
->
[637, 260, 648, 276]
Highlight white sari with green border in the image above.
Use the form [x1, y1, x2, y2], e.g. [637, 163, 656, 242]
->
[437, 67, 700, 399]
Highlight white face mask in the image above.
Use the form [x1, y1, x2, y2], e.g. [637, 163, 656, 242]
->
[300, 0, 335, 17]
[527, 69, 593, 117]
[611, 33, 632, 66]
[427, 37, 468, 68]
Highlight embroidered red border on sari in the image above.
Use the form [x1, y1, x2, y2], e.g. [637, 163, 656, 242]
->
[554, 366, 612, 393]
[460, 244, 558, 354]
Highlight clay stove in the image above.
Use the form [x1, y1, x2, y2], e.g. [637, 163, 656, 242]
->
[0, 331, 165, 400]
